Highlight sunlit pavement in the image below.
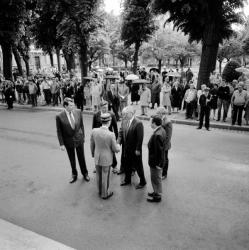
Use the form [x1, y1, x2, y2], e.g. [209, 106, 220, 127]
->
[0, 108, 249, 250]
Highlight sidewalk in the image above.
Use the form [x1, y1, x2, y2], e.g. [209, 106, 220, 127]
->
[0, 219, 75, 250]
[1, 102, 249, 132]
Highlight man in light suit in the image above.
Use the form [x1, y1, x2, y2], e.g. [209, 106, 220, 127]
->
[117, 106, 146, 189]
[147, 115, 166, 203]
[90, 113, 120, 199]
[56, 98, 90, 184]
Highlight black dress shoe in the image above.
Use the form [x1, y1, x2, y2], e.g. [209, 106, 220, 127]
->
[69, 176, 77, 184]
[120, 181, 131, 186]
[206, 128, 211, 131]
[147, 192, 155, 197]
[147, 197, 161, 203]
[102, 192, 114, 200]
[196, 127, 202, 130]
[135, 183, 146, 189]
[83, 175, 90, 182]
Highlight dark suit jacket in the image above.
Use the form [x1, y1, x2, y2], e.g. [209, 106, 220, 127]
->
[56, 109, 85, 148]
[162, 119, 172, 151]
[148, 126, 166, 169]
[118, 117, 144, 155]
[199, 94, 211, 109]
[92, 111, 118, 139]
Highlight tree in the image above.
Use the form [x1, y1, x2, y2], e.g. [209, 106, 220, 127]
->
[32, 0, 63, 70]
[121, 0, 157, 74]
[0, 0, 35, 80]
[151, 0, 244, 88]
[88, 32, 110, 70]
[116, 42, 134, 69]
[56, 0, 103, 80]
[218, 38, 243, 73]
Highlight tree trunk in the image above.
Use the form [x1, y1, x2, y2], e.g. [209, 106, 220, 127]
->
[1, 42, 13, 80]
[63, 51, 75, 71]
[23, 57, 30, 77]
[89, 60, 92, 71]
[12, 46, 23, 76]
[197, 21, 219, 89]
[79, 44, 88, 80]
[56, 48, 61, 72]
[218, 60, 222, 74]
[158, 59, 162, 73]
[112, 54, 115, 66]
[49, 51, 54, 67]
[124, 59, 128, 69]
[132, 41, 141, 74]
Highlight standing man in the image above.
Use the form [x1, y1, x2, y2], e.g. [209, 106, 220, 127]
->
[92, 100, 119, 173]
[217, 79, 230, 122]
[147, 115, 166, 203]
[56, 98, 90, 183]
[231, 83, 247, 126]
[156, 107, 173, 179]
[90, 113, 120, 199]
[117, 106, 146, 189]
[197, 87, 211, 131]
[107, 83, 120, 121]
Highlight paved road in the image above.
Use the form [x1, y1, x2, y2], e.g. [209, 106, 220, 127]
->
[0, 108, 249, 250]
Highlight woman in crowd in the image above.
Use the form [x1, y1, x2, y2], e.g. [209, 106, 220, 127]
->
[209, 83, 218, 120]
[161, 78, 172, 115]
[171, 80, 182, 113]
[91, 79, 102, 112]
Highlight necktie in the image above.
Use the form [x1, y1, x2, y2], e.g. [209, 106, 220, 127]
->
[124, 120, 129, 138]
[69, 112, 75, 129]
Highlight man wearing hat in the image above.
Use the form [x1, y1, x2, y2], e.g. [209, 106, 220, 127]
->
[92, 100, 119, 173]
[56, 98, 90, 183]
[90, 113, 120, 199]
[197, 87, 211, 130]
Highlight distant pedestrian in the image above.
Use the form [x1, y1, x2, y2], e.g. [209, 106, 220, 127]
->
[197, 87, 211, 131]
[139, 83, 151, 116]
[231, 83, 247, 126]
[161, 81, 172, 115]
[90, 113, 120, 199]
[147, 115, 166, 203]
[209, 84, 218, 120]
[217, 80, 230, 122]
[184, 83, 197, 119]
[5, 83, 15, 109]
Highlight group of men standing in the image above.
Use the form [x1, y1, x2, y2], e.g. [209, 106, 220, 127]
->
[56, 98, 172, 202]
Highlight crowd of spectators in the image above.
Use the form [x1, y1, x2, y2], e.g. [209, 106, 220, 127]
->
[0, 66, 249, 126]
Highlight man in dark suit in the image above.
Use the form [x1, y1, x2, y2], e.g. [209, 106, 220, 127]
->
[107, 83, 120, 121]
[117, 106, 146, 189]
[56, 98, 90, 183]
[147, 115, 166, 203]
[92, 100, 118, 173]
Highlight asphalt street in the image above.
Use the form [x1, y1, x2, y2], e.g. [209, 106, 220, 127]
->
[0, 107, 249, 250]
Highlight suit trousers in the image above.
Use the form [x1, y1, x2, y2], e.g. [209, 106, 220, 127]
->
[199, 107, 210, 129]
[232, 105, 244, 125]
[150, 167, 162, 195]
[65, 144, 88, 177]
[96, 165, 111, 198]
[124, 153, 146, 185]
[217, 99, 229, 121]
[162, 150, 169, 177]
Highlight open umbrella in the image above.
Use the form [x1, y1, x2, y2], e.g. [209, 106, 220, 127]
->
[235, 67, 249, 74]
[83, 76, 94, 80]
[125, 74, 139, 81]
[149, 68, 160, 73]
[104, 75, 120, 79]
[167, 72, 181, 77]
[132, 79, 150, 85]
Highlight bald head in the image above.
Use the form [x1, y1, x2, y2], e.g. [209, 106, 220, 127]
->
[122, 105, 135, 120]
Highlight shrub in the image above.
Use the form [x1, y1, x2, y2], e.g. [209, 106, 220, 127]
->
[222, 60, 241, 83]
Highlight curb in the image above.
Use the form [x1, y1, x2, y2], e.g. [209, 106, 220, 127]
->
[1, 103, 249, 132]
